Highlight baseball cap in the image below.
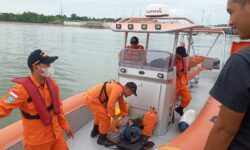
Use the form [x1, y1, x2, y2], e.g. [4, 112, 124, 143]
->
[125, 82, 137, 96]
[27, 49, 58, 69]
[176, 47, 188, 57]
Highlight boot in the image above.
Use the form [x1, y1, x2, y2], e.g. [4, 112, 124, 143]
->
[97, 134, 114, 147]
[91, 124, 99, 137]
[175, 106, 184, 116]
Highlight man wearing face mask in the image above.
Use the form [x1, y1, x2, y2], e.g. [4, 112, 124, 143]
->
[0, 49, 73, 150]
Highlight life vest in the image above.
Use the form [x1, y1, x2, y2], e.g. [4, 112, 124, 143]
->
[142, 107, 158, 137]
[98, 80, 124, 107]
[11, 77, 61, 125]
[176, 58, 188, 77]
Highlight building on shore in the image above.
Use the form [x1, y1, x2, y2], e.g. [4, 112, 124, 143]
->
[63, 21, 111, 29]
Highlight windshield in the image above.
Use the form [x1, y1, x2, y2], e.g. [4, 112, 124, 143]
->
[119, 48, 174, 72]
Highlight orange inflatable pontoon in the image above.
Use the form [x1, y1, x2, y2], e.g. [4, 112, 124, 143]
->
[159, 97, 221, 150]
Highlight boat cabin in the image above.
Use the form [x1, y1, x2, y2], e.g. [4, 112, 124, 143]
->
[110, 5, 202, 136]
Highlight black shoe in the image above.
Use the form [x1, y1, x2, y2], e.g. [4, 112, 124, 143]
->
[97, 134, 114, 147]
[175, 106, 184, 116]
[91, 124, 99, 137]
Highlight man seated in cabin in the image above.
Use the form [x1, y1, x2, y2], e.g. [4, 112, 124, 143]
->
[175, 46, 192, 116]
[0, 49, 73, 150]
[118, 36, 147, 63]
[82, 80, 137, 147]
[126, 36, 144, 50]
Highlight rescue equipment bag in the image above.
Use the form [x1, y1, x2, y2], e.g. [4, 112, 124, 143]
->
[116, 136, 155, 150]
[178, 109, 196, 132]
[142, 107, 158, 137]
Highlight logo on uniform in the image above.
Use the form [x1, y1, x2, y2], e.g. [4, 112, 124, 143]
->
[4, 92, 18, 103]
[5, 96, 15, 103]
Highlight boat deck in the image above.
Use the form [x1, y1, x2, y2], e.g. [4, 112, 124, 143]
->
[67, 70, 219, 150]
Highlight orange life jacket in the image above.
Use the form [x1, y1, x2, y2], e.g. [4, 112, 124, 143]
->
[176, 58, 188, 78]
[11, 77, 60, 125]
[99, 80, 124, 107]
[142, 107, 158, 137]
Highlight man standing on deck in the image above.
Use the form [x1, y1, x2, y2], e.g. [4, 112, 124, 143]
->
[83, 80, 137, 147]
[175, 46, 191, 116]
[205, 0, 250, 149]
[0, 49, 73, 150]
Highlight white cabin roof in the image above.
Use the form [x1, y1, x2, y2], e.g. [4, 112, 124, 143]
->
[111, 17, 202, 33]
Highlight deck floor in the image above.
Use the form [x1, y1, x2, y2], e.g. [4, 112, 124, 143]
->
[67, 71, 218, 150]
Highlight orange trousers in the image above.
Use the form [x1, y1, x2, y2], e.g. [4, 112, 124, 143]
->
[86, 101, 110, 134]
[176, 79, 191, 108]
[24, 134, 68, 150]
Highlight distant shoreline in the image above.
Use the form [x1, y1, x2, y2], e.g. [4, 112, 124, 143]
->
[0, 21, 63, 26]
[0, 21, 111, 29]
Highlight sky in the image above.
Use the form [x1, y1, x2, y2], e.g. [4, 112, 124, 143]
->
[0, 0, 229, 25]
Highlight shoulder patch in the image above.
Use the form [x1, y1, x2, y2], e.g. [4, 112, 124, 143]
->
[5, 95, 15, 103]
[4, 91, 18, 104]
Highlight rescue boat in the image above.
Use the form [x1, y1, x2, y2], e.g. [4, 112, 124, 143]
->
[1, 4, 250, 150]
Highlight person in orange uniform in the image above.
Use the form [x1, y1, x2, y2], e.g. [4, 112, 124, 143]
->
[175, 46, 192, 116]
[83, 81, 137, 146]
[119, 36, 146, 63]
[0, 49, 73, 150]
[126, 36, 144, 50]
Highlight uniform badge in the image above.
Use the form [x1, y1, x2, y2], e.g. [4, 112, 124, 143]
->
[5, 96, 15, 103]
[4, 92, 18, 103]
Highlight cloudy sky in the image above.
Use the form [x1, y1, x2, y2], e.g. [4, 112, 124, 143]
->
[0, 0, 229, 25]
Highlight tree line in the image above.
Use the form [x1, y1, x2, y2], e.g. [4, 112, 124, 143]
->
[0, 12, 120, 24]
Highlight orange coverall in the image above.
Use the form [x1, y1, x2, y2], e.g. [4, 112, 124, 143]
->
[0, 75, 70, 150]
[83, 82, 128, 134]
[176, 58, 192, 108]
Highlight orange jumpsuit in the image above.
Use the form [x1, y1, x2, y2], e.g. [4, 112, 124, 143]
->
[176, 58, 192, 108]
[0, 74, 70, 150]
[83, 81, 128, 134]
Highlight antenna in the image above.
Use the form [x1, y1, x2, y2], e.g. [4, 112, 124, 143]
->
[208, 14, 211, 26]
[207, 14, 211, 26]
[201, 9, 205, 24]
[60, 0, 63, 17]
